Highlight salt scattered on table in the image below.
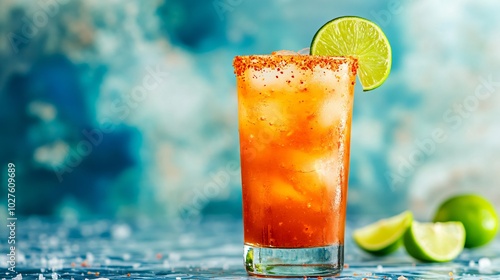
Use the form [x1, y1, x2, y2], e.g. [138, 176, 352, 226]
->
[123, 253, 131, 261]
[86, 252, 95, 264]
[478, 257, 492, 273]
[111, 224, 132, 240]
[169, 252, 181, 262]
[478, 257, 491, 268]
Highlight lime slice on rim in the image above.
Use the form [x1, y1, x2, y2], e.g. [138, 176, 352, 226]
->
[310, 16, 392, 91]
[404, 221, 465, 262]
[353, 211, 412, 256]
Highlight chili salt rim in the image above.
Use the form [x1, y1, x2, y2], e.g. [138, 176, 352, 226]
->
[233, 55, 358, 77]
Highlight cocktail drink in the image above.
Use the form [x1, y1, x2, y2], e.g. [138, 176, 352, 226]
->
[234, 54, 358, 276]
[233, 16, 392, 277]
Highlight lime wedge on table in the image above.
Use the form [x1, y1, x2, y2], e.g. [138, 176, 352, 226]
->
[353, 211, 412, 256]
[404, 221, 465, 262]
[310, 16, 392, 91]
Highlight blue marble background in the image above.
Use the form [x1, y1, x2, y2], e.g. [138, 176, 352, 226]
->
[1, 0, 499, 223]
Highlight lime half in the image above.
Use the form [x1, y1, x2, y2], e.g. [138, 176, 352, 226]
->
[353, 211, 412, 256]
[310, 16, 392, 91]
[404, 221, 465, 262]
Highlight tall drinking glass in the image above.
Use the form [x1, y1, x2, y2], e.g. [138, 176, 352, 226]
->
[233, 54, 358, 277]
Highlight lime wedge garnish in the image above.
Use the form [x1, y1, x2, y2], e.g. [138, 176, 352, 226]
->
[310, 16, 392, 91]
[404, 221, 465, 262]
[433, 194, 499, 248]
[353, 211, 412, 256]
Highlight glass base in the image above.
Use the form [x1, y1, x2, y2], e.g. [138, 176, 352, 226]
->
[244, 244, 344, 277]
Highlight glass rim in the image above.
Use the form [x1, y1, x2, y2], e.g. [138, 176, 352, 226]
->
[234, 54, 356, 60]
[233, 55, 358, 76]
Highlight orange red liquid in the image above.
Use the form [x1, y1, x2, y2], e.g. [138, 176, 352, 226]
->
[234, 54, 357, 248]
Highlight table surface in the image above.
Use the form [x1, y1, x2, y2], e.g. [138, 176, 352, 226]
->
[0, 217, 499, 280]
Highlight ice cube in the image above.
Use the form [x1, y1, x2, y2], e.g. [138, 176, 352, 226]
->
[297, 48, 310, 55]
[268, 177, 305, 203]
[271, 50, 299, 55]
[317, 94, 348, 129]
[240, 100, 290, 145]
[244, 63, 301, 94]
[280, 149, 339, 194]
[280, 149, 321, 172]
[258, 101, 288, 128]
